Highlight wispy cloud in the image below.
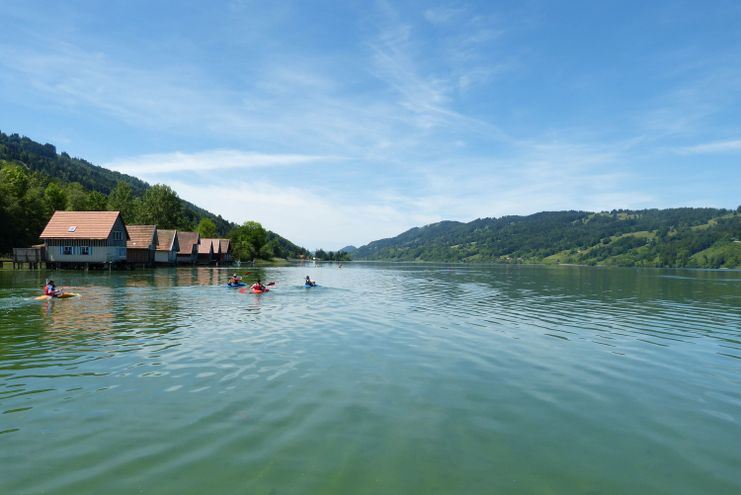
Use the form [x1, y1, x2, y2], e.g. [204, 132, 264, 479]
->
[0, 38, 393, 156]
[675, 138, 741, 154]
[636, 60, 741, 141]
[169, 179, 435, 250]
[104, 150, 337, 175]
[423, 6, 464, 25]
[0, 42, 229, 130]
[366, 3, 511, 139]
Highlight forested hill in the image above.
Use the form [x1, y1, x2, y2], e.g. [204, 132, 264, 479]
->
[0, 130, 234, 234]
[353, 209, 741, 268]
[0, 131, 309, 259]
[0, 132, 149, 196]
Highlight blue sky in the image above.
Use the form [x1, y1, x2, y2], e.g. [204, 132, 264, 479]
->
[1, 1, 740, 250]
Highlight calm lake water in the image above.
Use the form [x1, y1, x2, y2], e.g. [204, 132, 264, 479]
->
[1, 264, 739, 494]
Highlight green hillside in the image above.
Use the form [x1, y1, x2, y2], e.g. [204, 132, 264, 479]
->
[353, 209, 741, 268]
[0, 130, 234, 234]
[0, 131, 308, 259]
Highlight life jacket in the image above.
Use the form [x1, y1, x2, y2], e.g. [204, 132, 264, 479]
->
[44, 285, 53, 295]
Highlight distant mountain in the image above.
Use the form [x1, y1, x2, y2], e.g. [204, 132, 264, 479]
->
[338, 245, 357, 253]
[353, 209, 741, 268]
[0, 130, 308, 258]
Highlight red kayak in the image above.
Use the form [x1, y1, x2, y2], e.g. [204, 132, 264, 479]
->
[239, 287, 270, 294]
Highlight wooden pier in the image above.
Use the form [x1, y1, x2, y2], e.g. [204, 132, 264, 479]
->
[11, 247, 45, 269]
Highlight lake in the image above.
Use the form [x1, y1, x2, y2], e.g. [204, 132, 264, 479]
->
[1, 264, 740, 494]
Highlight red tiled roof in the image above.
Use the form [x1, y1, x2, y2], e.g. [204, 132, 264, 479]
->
[218, 239, 231, 253]
[40, 211, 124, 239]
[156, 229, 177, 251]
[126, 225, 156, 249]
[198, 238, 215, 255]
[177, 231, 200, 255]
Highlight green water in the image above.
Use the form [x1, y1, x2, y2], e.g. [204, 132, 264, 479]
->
[1, 264, 739, 494]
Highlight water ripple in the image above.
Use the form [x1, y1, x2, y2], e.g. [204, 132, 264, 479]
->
[0, 265, 739, 494]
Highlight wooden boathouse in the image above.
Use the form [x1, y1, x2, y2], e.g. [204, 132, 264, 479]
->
[155, 229, 179, 265]
[40, 211, 129, 268]
[176, 231, 200, 265]
[126, 225, 157, 267]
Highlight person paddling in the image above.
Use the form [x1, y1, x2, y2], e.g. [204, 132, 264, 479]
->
[229, 273, 241, 285]
[44, 279, 62, 298]
[305, 275, 316, 287]
[251, 278, 266, 291]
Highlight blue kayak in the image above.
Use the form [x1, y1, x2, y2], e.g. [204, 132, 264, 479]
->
[226, 282, 246, 288]
[304, 283, 319, 288]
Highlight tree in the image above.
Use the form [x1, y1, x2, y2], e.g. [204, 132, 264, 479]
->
[1, 163, 29, 197]
[107, 181, 136, 222]
[139, 184, 184, 229]
[87, 191, 108, 210]
[197, 218, 217, 238]
[66, 182, 89, 210]
[44, 182, 67, 214]
[230, 221, 269, 260]
[0, 162, 46, 252]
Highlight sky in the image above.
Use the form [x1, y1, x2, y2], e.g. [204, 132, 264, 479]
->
[1, 0, 740, 250]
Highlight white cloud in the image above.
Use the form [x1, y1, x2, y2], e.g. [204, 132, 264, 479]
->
[104, 150, 336, 175]
[168, 179, 433, 250]
[145, 136, 652, 248]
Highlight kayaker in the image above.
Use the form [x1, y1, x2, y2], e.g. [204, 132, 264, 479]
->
[229, 273, 241, 285]
[251, 279, 266, 291]
[305, 275, 316, 286]
[44, 280, 62, 298]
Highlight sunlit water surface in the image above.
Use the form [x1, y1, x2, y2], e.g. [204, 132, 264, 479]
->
[1, 264, 740, 494]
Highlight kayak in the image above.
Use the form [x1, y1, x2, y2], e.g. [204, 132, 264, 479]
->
[239, 287, 269, 294]
[225, 282, 246, 288]
[304, 283, 319, 288]
[34, 292, 79, 301]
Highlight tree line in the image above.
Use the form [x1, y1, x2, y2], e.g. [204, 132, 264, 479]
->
[0, 159, 309, 260]
[314, 249, 352, 261]
[1, 131, 343, 262]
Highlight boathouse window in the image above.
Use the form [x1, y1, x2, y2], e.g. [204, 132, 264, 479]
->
[80, 246, 90, 255]
[63, 246, 72, 255]
[113, 231, 123, 241]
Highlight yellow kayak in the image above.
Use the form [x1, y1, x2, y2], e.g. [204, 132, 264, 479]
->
[34, 292, 80, 301]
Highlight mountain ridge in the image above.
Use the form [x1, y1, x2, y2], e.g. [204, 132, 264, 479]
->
[352, 209, 741, 268]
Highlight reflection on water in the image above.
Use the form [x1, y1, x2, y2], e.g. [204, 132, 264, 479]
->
[0, 264, 739, 494]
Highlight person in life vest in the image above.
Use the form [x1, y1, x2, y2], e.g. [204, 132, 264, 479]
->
[250, 278, 266, 291]
[229, 273, 241, 285]
[44, 280, 62, 298]
[305, 275, 316, 286]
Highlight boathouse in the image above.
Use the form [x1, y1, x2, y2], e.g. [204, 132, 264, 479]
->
[217, 239, 232, 264]
[40, 211, 128, 267]
[197, 238, 216, 265]
[176, 231, 199, 265]
[126, 225, 157, 266]
[155, 229, 179, 265]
